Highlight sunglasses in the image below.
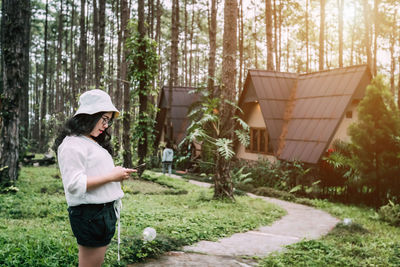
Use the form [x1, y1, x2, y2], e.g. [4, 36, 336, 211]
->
[101, 116, 113, 127]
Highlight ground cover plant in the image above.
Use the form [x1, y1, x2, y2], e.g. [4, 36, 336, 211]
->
[0, 166, 284, 266]
[259, 199, 400, 266]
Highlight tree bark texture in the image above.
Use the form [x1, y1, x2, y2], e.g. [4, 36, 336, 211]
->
[40, 0, 49, 149]
[319, 0, 325, 71]
[217, 0, 237, 200]
[373, 0, 379, 76]
[0, 0, 31, 185]
[137, 0, 148, 165]
[167, 0, 179, 142]
[338, 0, 343, 68]
[121, 0, 132, 168]
[78, 0, 87, 92]
[56, 0, 64, 118]
[265, 0, 273, 70]
[207, 0, 217, 95]
[363, 0, 372, 75]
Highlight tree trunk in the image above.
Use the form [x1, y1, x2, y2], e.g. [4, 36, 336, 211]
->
[33, 62, 40, 146]
[189, 0, 194, 87]
[390, 11, 396, 94]
[265, 0, 273, 70]
[56, 0, 64, 120]
[184, 0, 188, 86]
[208, 0, 217, 95]
[70, 1, 77, 109]
[306, 0, 309, 72]
[121, 0, 132, 168]
[0, 0, 31, 185]
[78, 0, 87, 93]
[137, 0, 148, 165]
[373, 0, 379, 76]
[97, 0, 106, 88]
[93, 0, 99, 87]
[167, 0, 179, 142]
[398, 53, 400, 108]
[155, 0, 162, 85]
[114, 0, 122, 149]
[238, 0, 244, 94]
[217, 0, 237, 200]
[40, 0, 49, 149]
[19, 0, 31, 142]
[273, 0, 278, 71]
[338, 0, 343, 68]
[363, 0, 372, 74]
[319, 0, 325, 71]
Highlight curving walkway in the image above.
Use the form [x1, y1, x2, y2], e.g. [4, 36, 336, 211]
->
[130, 175, 340, 266]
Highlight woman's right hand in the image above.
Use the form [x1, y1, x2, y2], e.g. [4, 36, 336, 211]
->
[110, 166, 137, 182]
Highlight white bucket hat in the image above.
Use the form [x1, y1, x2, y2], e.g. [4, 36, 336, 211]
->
[74, 89, 120, 118]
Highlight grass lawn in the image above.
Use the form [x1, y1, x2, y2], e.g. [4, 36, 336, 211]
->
[0, 165, 284, 266]
[259, 199, 400, 266]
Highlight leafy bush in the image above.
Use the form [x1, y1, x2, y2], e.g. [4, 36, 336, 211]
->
[242, 159, 311, 192]
[379, 201, 400, 226]
[252, 186, 296, 201]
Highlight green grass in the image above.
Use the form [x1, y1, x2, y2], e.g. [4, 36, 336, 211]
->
[0, 166, 284, 266]
[259, 199, 400, 267]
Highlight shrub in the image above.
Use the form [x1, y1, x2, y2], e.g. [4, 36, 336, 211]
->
[379, 201, 400, 226]
[252, 186, 296, 201]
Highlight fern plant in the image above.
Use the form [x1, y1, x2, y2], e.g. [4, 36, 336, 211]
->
[182, 88, 250, 199]
[183, 89, 249, 162]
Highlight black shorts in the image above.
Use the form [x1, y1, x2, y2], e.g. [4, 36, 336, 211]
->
[67, 201, 117, 247]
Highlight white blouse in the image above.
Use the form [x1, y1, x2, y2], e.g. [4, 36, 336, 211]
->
[57, 135, 124, 207]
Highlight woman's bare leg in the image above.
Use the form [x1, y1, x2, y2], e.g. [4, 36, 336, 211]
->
[78, 245, 108, 267]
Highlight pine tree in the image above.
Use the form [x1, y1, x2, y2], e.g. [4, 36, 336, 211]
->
[349, 76, 400, 205]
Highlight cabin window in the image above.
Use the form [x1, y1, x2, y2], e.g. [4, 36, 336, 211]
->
[346, 111, 352, 118]
[247, 128, 268, 154]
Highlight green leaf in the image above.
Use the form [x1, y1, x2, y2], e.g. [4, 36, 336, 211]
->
[235, 130, 250, 147]
[234, 116, 250, 131]
[216, 138, 234, 160]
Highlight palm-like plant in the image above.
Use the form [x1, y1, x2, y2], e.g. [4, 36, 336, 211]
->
[183, 89, 250, 199]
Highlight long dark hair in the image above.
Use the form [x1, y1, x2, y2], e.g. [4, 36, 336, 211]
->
[53, 112, 114, 155]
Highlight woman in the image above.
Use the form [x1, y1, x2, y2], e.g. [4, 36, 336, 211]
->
[54, 89, 135, 267]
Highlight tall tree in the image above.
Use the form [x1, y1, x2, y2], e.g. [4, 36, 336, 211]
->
[137, 0, 147, 165]
[167, 0, 179, 142]
[19, 0, 31, 142]
[114, 0, 122, 147]
[349, 76, 400, 206]
[55, 0, 64, 119]
[121, 0, 132, 168]
[338, 0, 344, 68]
[265, 0, 274, 70]
[39, 0, 49, 149]
[373, 0, 379, 76]
[319, 0, 325, 70]
[0, 0, 31, 185]
[78, 0, 87, 92]
[238, 0, 244, 93]
[208, 0, 217, 95]
[216, 0, 238, 199]
[306, 0, 309, 72]
[94, 0, 106, 88]
[363, 0, 372, 74]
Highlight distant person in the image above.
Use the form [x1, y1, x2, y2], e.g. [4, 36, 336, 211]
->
[54, 89, 136, 267]
[162, 142, 174, 175]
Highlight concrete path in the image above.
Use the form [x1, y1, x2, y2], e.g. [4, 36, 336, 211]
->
[130, 174, 340, 266]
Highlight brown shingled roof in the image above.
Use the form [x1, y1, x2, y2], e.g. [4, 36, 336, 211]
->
[154, 86, 198, 146]
[239, 65, 372, 164]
